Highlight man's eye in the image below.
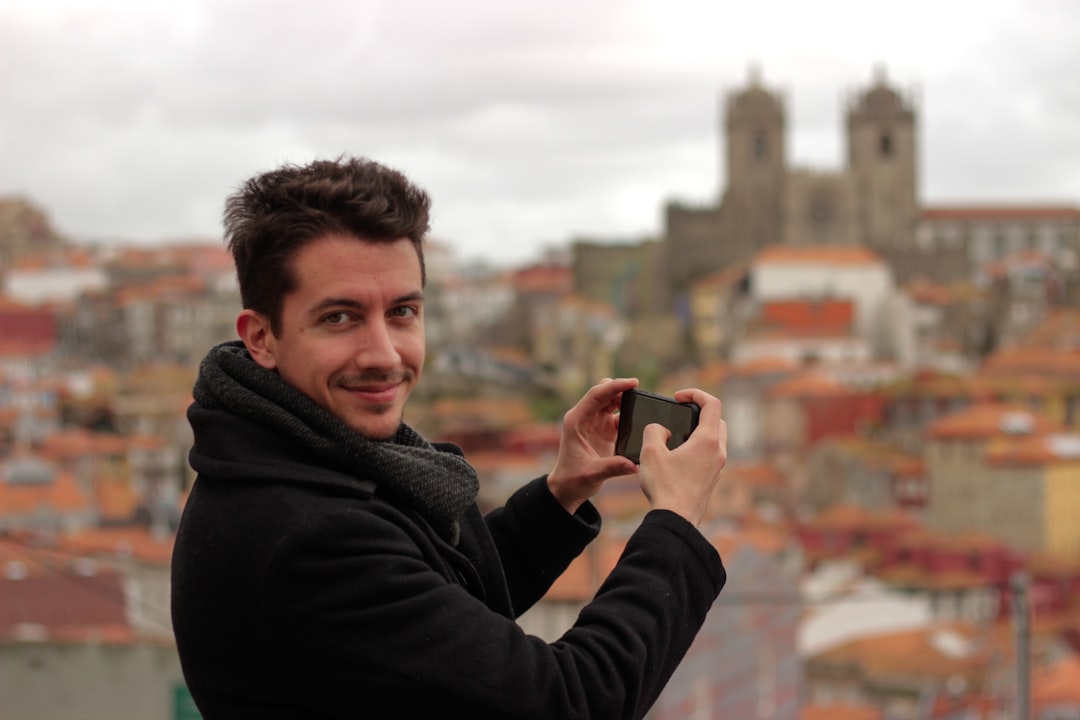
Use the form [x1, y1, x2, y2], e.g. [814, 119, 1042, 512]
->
[323, 312, 350, 325]
[391, 306, 418, 319]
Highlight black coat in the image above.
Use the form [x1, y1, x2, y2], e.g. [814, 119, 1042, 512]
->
[172, 403, 726, 719]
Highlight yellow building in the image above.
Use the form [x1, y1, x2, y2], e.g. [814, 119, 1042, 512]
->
[924, 402, 1080, 557]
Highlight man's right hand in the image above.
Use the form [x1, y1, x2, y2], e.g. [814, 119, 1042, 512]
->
[636, 388, 727, 527]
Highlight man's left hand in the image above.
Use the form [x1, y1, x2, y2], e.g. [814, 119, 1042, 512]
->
[546, 377, 640, 514]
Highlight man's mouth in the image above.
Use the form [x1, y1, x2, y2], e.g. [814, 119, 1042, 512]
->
[343, 383, 399, 405]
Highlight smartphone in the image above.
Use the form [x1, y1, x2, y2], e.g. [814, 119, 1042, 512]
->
[615, 389, 700, 464]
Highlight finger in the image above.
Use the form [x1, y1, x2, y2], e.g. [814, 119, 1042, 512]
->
[674, 388, 721, 433]
[595, 456, 638, 480]
[582, 377, 638, 413]
[641, 422, 672, 458]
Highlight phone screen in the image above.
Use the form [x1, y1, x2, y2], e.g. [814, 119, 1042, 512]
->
[615, 389, 700, 464]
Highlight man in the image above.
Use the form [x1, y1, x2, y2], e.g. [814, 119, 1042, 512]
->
[171, 156, 728, 718]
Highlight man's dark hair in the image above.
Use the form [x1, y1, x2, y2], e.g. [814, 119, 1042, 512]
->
[224, 155, 430, 335]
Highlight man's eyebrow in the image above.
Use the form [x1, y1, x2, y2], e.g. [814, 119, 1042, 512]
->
[306, 291, 425, 315]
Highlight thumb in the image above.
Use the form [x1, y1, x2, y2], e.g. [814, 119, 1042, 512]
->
[641, 423, 672, 454]
[598, 455, 639, 479]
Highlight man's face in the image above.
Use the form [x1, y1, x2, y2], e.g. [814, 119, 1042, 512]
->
[241, 234, 425, 441]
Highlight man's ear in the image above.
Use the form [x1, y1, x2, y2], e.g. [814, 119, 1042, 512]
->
[236, 310, 277, 370]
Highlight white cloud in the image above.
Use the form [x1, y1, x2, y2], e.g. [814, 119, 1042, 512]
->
[1, 0, 1078, 264]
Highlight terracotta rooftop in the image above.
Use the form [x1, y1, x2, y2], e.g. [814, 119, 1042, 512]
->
[544, 534, 626, 602]
[754, 245, 884, 266]
[724, 461, 785, 489]
[985, 433, 1080, 468]
[729, 356, 800, 378]
[0, 465, 92, 515]
[0, 294, 36, 312]
[114, 273, 207, 306]
[767, 371, 854, 400]
[513, 264, 573, 294]
[801, 702, 883, 720]
[691, 263, 749, 290]
[981, 347, 1080, 378]
[802, 504, 917, 534]
[1033, 653, 1080, 708]
[57, 527, 175, 566]
[926, 402, 1064, 441]
[94, 480, 141, 522]
[904, 279, 956, 306]
[36, 428, 129, 461]
[1017, 309, 1080, 351]
[10, 247, 100, 271]
[657, 360, 731, 395]
[818, 436, 924, 476]
[921, 205, 1080, 222]
[709, 522, 792, 556]
[812, 622, 1010, 683]
[762, 298, 854, 329]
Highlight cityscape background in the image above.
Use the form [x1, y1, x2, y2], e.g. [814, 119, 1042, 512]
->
[3, 2, 1080, 720]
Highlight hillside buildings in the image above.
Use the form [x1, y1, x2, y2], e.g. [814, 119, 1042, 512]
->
[2, 65, 1080, 719]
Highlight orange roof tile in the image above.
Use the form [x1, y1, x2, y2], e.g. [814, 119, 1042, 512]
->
[95, 481, 140, 522]
[0, 467, 92, 514]
[545, 535, 626, 601]
[513, 264, 573, 294]
[657, 361, 731, 395]
[1033, 653, 1080, 707]
[0, 532, 94, 578]
[716, 523, 792, 555]
[761, 298, 854, 329]
[904, 279, 955, 306]
[981, 347, 1080, 378]
[37, 428, 128, 461]
[0, 294, 35, 312]
[38, 623, 140, 646]
[767, 372, 853, 400]
[804, 503, 918, 533]
[802, 702, 883, 720]
[724, 461, 785, 489]
[754, 245, 884, 266]
[928, 693, 1002, 719]
[812, 623, 1010, 683]
[921, 205, 1080, 222]
[926, 403, 1065, 441]
[114, 274, 207, 306]
[691, 263, 749, 290]
[1018, 309, 1080, 351]
[985, 434, 1080, 468]
[729, 356, 800, 378]
[57, 527, 174, 565]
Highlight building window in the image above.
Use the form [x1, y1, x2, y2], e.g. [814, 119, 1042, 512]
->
[880, 132, 893, 158]
[961, 229, 973, 255]
[753, 133, 768, 160]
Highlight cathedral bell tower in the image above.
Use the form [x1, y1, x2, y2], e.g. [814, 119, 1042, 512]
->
[846, 66, 918, 250]
[722, 65, 787, 258]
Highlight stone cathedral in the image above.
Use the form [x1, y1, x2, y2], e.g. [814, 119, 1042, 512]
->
[665, 65, 920, 297]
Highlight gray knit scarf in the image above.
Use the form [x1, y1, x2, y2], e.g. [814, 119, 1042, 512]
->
[192, 341, 479, 545]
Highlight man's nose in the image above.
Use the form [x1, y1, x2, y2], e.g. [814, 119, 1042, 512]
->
[356, 319, 400, 368]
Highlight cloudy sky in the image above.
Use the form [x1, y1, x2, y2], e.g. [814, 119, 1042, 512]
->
[2, 0, 1078, 267]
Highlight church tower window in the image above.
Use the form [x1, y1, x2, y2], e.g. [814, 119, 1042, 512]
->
[880, 132, 893, 158]
[753, 132, 768, 160]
